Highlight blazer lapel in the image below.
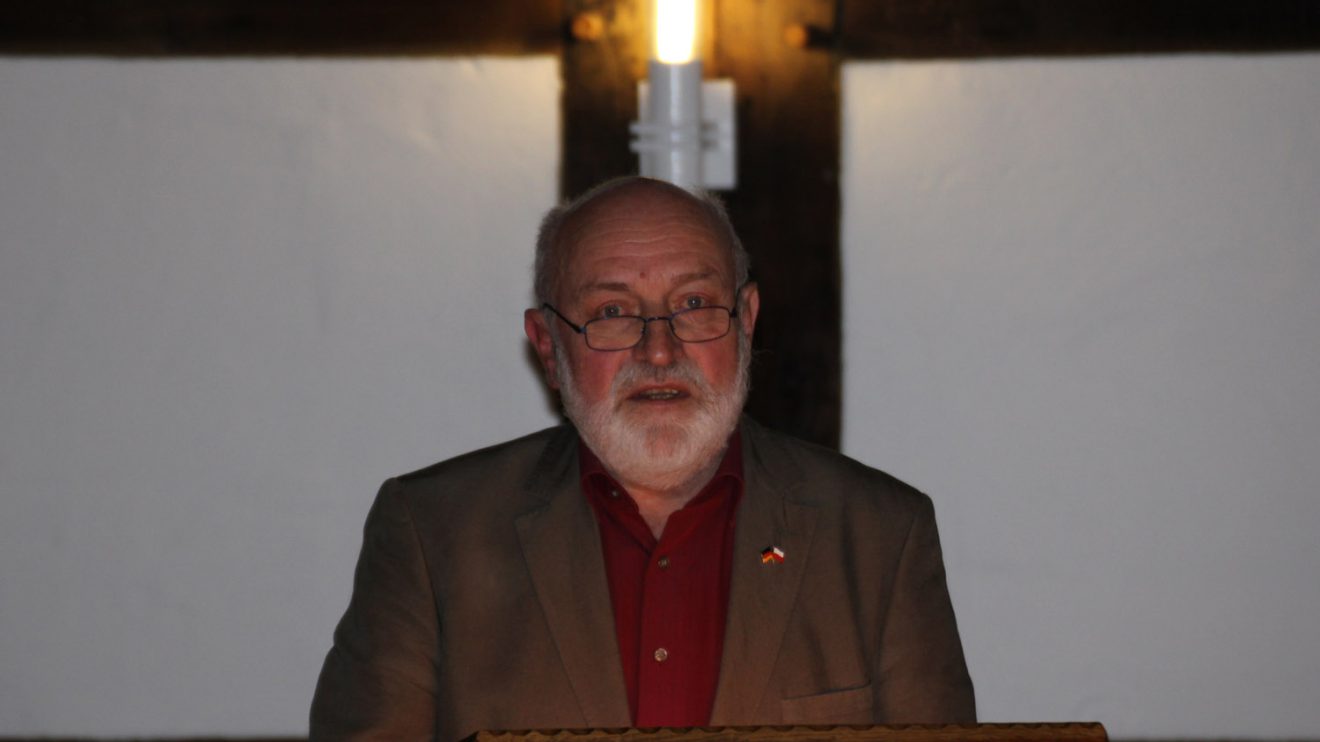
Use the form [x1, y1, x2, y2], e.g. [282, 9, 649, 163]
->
[515, 429, 631, 728]
[710, 421, 819, 724]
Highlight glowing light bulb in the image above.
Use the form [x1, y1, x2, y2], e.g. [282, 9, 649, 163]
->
[633, 0, 733, 189]
[655, 0, 698, 65]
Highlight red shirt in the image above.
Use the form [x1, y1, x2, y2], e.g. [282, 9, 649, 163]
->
[581, 434, 743, 727]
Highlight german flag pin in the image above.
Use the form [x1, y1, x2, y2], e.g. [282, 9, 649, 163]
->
[760, 546, 785, 564]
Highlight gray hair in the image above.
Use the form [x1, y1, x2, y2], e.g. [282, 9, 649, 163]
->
[533, 176, 751, 305]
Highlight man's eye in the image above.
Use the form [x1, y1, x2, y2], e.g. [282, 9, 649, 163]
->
[682, 296, 707, 310]
[599, 304, 625, 318]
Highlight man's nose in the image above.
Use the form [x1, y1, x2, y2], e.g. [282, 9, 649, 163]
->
[633, 317, 680, 366]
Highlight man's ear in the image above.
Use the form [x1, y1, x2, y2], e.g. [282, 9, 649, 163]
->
[524, 307, 560, 390]
[738, 281, 760, 339]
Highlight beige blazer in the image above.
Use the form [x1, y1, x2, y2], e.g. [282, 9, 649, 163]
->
[310, 418, 974, 741]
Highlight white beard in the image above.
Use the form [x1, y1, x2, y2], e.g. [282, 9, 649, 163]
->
[555, 331, 751, 493]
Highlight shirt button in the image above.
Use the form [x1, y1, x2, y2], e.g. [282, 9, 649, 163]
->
[653, 647, 669, 663]
[657, 556, 670, 569]
[609, 489, 620, 499]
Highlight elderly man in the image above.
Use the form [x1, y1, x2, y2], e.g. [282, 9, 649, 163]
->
[310, 177, 974, 740]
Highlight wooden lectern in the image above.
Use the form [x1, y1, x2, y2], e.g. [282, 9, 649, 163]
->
[468, 722, 1108, 742]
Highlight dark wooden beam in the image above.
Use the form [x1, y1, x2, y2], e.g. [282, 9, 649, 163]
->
[560, 0, 843, 448]
[0, 0, 562, 56]
[713, 0, 842, 449]
[559, 1, 647, 198]
[840, 0, 1320, 59]
[6, 0, 1319, 58]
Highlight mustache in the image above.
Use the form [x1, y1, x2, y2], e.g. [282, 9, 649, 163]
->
[610, 358, 712, 399]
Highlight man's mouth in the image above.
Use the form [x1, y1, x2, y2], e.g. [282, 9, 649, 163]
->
[629, 386, 688, 402]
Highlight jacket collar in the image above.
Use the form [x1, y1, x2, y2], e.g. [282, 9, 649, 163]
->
[514, 424, 631, 727]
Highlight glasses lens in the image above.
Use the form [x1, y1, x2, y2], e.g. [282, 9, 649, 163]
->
[584, 317, 644, 350]
[672, 307, 732, 343]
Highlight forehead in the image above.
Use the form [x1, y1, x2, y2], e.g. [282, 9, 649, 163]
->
[557, 189, 734, 294]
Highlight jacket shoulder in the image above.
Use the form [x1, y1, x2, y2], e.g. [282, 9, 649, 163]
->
[743, 418, 933, 516]
[386, 424, 574, 506]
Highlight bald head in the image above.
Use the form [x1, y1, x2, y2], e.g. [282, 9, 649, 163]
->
[534, 177, 749, 306]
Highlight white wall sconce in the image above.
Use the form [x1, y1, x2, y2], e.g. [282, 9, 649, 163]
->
[630, 0, 736, 191]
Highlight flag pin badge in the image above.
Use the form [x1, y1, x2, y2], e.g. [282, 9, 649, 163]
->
[760, 546, 785, 564]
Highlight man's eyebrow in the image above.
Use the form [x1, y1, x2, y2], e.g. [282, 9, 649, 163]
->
[672, 271, 719, 285]
[580, 281, 631, 293]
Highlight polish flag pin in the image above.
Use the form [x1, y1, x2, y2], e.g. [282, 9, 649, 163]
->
[760, 546, 785, 564]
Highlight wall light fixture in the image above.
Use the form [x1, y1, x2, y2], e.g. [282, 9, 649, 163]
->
[631, 0, 736, 191]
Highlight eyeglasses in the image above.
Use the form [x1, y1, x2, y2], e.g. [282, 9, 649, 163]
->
[542, 302, 740, 351]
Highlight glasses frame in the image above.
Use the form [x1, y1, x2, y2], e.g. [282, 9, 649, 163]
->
[541, 300, 742, 352]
